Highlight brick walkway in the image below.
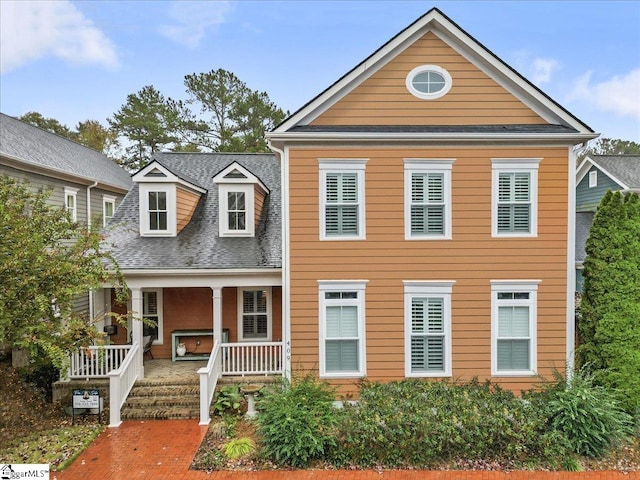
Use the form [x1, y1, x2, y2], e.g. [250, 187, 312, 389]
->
[53, 420, 638, 480]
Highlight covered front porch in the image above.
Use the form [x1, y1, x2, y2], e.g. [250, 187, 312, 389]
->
[67, 271, 285, 427]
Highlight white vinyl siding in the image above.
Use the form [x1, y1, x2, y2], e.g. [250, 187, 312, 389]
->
[319, 281, 367, 378]
[238, 287, 271, 341]
[404, 159, 454, 239]
[491, 159, 540, 237]
[404, 281, 454, 377]
[319, 159, 367, 240]
[491, 280, 539, 376]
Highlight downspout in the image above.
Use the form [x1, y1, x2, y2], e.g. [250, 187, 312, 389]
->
[567, 142, 588, 381]
[267, 139, 291, 380]
[86, 181, 98, 322]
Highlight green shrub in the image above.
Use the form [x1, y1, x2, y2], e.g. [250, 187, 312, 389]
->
[223, 437, 256, 460]
[198, 448, 225, 470]
[529, 367, 633, 458]
[213, 386, 243, 416]
[256, 373, 341, 468]
[332, 378, 567, 469]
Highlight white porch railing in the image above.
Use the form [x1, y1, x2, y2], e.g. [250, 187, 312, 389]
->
[68, 345, 132, 379]
[197, 339, 222, 425]
[221, 341, 283, 376]
[108, 342, 139, 427]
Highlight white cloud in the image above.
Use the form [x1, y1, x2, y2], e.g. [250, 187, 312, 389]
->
[530, 58, 560, 85]
[159, 0, 231, 48]
[568, 69, 640, 120]
[0, 0, 118, 74]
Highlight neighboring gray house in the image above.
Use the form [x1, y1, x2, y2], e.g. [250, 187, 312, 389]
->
[575, 154, 640, 291]
[0, 112, 132, 319]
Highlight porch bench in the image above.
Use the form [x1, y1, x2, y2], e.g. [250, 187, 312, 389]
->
[171, 329, 214, 361]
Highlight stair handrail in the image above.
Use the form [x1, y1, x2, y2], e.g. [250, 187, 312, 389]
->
[197, 338, 222, 425]
[108, 342, 140, 427]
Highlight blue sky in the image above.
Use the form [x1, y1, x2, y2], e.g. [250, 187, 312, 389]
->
[1, 1, 639, 142]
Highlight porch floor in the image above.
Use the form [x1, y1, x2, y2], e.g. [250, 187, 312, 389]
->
[143, 359, 206, 382]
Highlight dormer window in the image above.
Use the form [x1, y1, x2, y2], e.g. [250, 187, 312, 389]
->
[133, 161, 206, 238]
[214, 162, 269, 238]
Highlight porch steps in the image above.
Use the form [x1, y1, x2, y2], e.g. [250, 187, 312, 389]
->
[120, 375, 283, 421]
[121, 377, 201, 420]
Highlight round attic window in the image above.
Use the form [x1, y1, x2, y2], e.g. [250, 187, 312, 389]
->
[406, 65, 452, 99]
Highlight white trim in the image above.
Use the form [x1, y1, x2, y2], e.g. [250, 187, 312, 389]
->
[491, 158, 541, 238]
[588, 170, 597, 188]
[403, 159, 454, 240]
[318, 280, 368, 378]
[237, 287, 272, 342]
[403, 281, 454, 377]
[318, 159, 367, 241]
[490, 280, 540, 376]
[405, 65, 453, 100]
[103, 195, 116, 227]
[138, 183, 177, 236]
[213, 161, 269, 193]
[142, 288, 163, 345]
[218, 184, 255, 237]
[64, 187, 78, 222]
[133, 161, 207, 194]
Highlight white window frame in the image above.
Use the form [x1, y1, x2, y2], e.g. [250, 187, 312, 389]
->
[319, 159, 367, 240]
[588, 170, 598, 188]
[405, 65, 453, 100]
[490, 280, 540, 376]
[103, 195, 116, 227]
[237, 287, 272, 342]
[404, 281, 454, 377]
[219, 184, 255, 237]
[404, 159, 454, 240]
[142, 288, 163, 345]
[64, 187, 78, 222]
[491, 158, 541, 238]
[318, 280, 367, 378]
[139, 183, 176, 236]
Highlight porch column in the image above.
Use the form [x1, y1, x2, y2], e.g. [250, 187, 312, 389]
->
[211, 287, 222, 344]
[130, 287, 144, 379]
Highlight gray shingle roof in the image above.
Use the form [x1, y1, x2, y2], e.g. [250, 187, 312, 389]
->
[576, 211, 594, 264]
[105, 152, 281, 270]
[0, 112, 131, 191]
[587, 155, 640, 190]
[288, 124, 579, 134]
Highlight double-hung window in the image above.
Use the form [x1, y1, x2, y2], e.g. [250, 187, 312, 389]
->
[492, 159, 540, 237]
[148, 191, 168, 231]
[491, 280, 539, 376]
[64, 187, 78, 222]
[319, 281, 367, 377]
[142, 289, 163, 343]
[103, 195, 116, 227]
[227, 191, 247, 231]
[238, 288, 271, 341]
[139, 183, 176, 236]
[404, 159, 454, 239]
[319, 159, 367, 240]
[404, 281, 454, 376]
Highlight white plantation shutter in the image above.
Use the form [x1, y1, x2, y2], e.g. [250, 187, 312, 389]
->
[411, 173, 444, 235]
[242, 290, 268, 339]
[322, 289, 363, 374]
[410, 297, 445, 372]
[143, 291, 159, 340]
[497, 172, 531, 233]
[325, 173, 359, 236]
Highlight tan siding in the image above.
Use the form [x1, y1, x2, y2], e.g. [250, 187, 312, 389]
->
[288, 146, 569, 395]
[312, 32, 546, 126]
[176, 186, 201, 233]
[254, 186, 267, 228]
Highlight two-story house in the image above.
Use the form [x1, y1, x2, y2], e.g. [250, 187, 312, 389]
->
[82, 8, 598, 427]
[0, 112, 132, 324]
[267, 7, 597, 395]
